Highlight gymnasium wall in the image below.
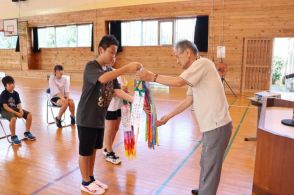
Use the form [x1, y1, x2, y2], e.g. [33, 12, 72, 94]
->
[1, 0, 294, 93]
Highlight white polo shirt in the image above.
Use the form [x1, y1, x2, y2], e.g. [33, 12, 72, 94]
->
[179, 57, 231, 132]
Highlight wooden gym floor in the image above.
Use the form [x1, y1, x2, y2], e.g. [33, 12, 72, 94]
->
[0, 77, 257, 195]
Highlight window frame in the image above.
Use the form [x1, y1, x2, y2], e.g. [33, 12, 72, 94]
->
[37, 23, 93, 49]
[0, 32, 18, 50]
[120, 17, 196, 47]
[141, 20, 159, 46]
[174, 17, 197, 44]
[159, 19, 174, 46]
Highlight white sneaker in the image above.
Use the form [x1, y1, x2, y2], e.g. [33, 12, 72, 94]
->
[93, 180, 108, 190]
[81, 182, 105, 194]
[106, 152, 122, 165]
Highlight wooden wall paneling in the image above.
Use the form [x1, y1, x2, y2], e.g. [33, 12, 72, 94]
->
[0, 0, 293, 90]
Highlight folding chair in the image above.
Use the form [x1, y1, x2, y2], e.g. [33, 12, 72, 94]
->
[0, 72, 11, 143]
[0, 115, 12, 143]
[46, 74, 71, 127]
[0, 115, 30, 144]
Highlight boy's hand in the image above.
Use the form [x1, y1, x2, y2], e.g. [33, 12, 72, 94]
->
[136, 69, 155, 81]
[15, 112, 23, 118]
[124, 62, 142, 73]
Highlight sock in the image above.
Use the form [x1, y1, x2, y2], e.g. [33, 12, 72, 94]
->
[89, 176, 95, 182]
[82, 180, 92, 186]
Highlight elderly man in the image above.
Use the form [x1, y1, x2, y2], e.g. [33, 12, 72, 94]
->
[136, 40, 232, 195]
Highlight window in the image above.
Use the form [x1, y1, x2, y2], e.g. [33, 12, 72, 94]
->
[175, 18, 196, 43]
[78, 24, 92, 47]
[38, 24, 92, 48]
[142, 21, 158, 46]
[122, 21, 142, 46]
[121, 17, 196, 46]
[159, 21, 173, 45]
[38, 27, 55, 48]
[56, 25, 77, 47]
[0, 32, 17, 49]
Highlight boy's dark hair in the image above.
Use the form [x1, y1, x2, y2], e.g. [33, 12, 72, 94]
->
[54, 64, 64, 72]
[98, 35, 119, 50]
[2, 75, 15, 87]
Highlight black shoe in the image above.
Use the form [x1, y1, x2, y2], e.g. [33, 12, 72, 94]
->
[11, 135, 21, 145]
[103, 148, 108, 156]
[24, 131, 36, 141]
[55, 117, 62, 128]
[70, 115, 76, 125]
[191, 189, 198, 195]
[105, 152, 122, 165]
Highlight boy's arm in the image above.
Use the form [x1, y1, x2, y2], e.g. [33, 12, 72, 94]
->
[17, 103, 23, 110]
[99, 62, 142, 84]
[156, 96, 193, 126]
[3, 104, 20, 115]
[114, 89, 150, 114]
[114, 89, 133, 102]
[65, 78, 70, 98]
[17, 103, 24, 116]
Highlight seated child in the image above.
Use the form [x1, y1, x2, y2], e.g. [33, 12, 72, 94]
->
[0, 76, 36, 145]
[49, 65, 76, 128]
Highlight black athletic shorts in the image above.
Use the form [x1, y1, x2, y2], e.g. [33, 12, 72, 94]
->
[50, 96, 61, 106]
[105, 109, 121, 120]
[77, 126, 104, 156]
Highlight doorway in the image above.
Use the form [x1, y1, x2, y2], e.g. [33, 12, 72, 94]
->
[271, 38, 294, 92]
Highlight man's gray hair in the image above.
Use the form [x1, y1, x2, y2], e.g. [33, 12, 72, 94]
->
[175, 40, 199, 55]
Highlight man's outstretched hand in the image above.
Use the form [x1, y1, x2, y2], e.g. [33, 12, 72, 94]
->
[136, 68, 155, 81]
[124, 62, 143, 73]
[156, 115, 170, 127]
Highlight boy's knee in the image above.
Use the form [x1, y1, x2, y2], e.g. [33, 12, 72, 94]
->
[10, 117, 17, 123]
[62, 100, 69, 107]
